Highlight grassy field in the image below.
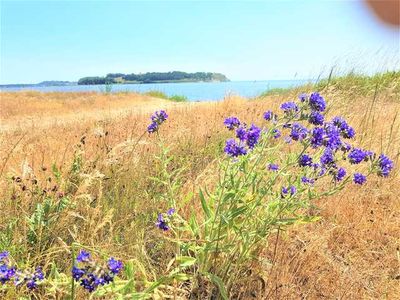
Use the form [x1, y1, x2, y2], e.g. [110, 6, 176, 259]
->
[0, 72, 399, 299]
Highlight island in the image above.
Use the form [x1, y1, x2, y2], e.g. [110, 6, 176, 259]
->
[77, 71, 229, 85]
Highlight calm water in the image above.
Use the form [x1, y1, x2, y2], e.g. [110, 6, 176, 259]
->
[0, 80, 311, 101]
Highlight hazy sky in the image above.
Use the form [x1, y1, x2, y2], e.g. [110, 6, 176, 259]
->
[1, 0, 399, 84]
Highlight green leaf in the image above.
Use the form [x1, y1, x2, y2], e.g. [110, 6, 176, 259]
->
[206, 273, 228, 300]
[175, 256, 196, 268]
[199, 189, 212, 219]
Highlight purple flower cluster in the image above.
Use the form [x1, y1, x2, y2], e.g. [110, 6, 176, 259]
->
[0, 251, 44, 290]
[156, 208, 175, 231]
[268, 163, 279, 171]
[348, 148, 371, 164]
[308, 111, 324, 126]
[147, 110, 168, 133]
[353, 173, 367, 185]
[301, 176, 315, 185]
[223, 118, 262, 157]
[377, 154, 394, 177]
[331, 116, 355, 139]
[280, 101, 299, 114]
[281, 185, 297, 197]
[263, 110, 276, 122]
[72, 250, 123, 292]
[289, 123, 308, 141]
[298, 154, 313, 167]
[224, 117, 241, 130]
[309, 92, 326, 112]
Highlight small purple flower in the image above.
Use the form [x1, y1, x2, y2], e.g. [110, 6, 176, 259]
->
[72, 266, 85, 280]
[236, 126, 247, 141]
[147, 122, 159, 133]
[224, 116, 241, 130]
[324, 123, 342, 150]
[348, 148, 368, 164]
[107, 258, 123, 274]
[377, 154, 394, 177]
[301, 176, 315, 185]
[320, 148, 335, 166]
[151, 110, 168, 124]
[268, 164, 279, 171]
[353, 173, 367, 185]
[272, 129, 281, 139]
[281, 185, 297, 197]
[298, 154, 313, 167]
[280, 101, 299, 114]
[334, 167, 346, 182]
[298, 93, 308, 102]
[308, 111, 324, 125]
[77, 250, 91, 263]
[290, 123, 308, 141]
[309, 92, 326, 112]
[263, 111, 275, 121]
[167, 208, 175, 216]
[245, 124, 261, 148]
[0, 251, 9, 262]
[224, 139, 247, 157]
[310, 127, 324, 148]
[156, 213, 170, 231]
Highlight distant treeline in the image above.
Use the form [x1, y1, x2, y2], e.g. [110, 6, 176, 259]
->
[77, 71, 229, 85]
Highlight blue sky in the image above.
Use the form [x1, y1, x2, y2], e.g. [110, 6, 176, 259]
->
[1, 0, 399, 84]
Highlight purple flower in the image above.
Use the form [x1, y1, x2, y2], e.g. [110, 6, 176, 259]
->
[272, 128, 281, 139]
[107, 258, 123, 274]
[245, 124, 261, 148]
[308, 111, 324, 125]
[167, 208, 175, 216]
[353, 173, 367, 185]
[310, 127, 324, 148]
[298, 154, 313, 167]
[331, 116, 355, 139]
[309, 92, 326, 112]
[77, 250, 91, 263]
[72, 266, 85, 280]
[151, 110, 168, 124]
[334, 167, 346, 181]
[147, 122, 159, 133]
[236, 126, 247, 141]
[377, 154, 394, 177]
[263, 111, 275, 121]
[0, 252, 9, 262]
[268, 164, 279, 171]
[348, 148, 368, 164]
[281, 185, 297, 197]
[224, 139, 247, 157]
[320, 148, 335, 166]
[156, 213, 170, 231]
[299, 93, 307, 102]
[280, 101, 299, 114]
[290, 123, 308, 141]
[224, 117, 241, 130]
[323, 123, 342, 150]
[301, 176, 315, 185]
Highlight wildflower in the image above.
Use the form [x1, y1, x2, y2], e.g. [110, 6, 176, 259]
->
[281, 185, 297, 197]
[15, 267, 44, 290]
[333, 167, 346, 181]
[224, 139, 247, 157]
[290, 123, 308, 141]
[320, 148, 335, 166]
[72, 251, 123, 293]
[263, 111, 275, 121]
[308, 111, 324, 125]
[155, 213, 170, 231]
[272, 128, 281, 139]
[348, 148, 368, 164]
[377, 154, 394, 177]
[268, 164, 279, 171]
[167, 208, 175, 216]
[298, 154, 313, 167]
[147, 122, 159, 133]
[310, 127, 324, 148]
[280, 101, 299, 114]
[236, 126, 247, 141]
[0, 252, 9, 262]
[298, 93, 307, 102]
[323, 123, 342, 150]
[245, 124, 261, 148]
[353, 173, 367, 185]
[309, 92, 326, 112]
[301, 176, 315, 185]
[148, 110, 168, 133]
[331, 116, 355, 139]
[107, 258, 123, 274]
[151, 110, 168, 124]
[77, 250, 91, 263]
[224, 116, 241, 130]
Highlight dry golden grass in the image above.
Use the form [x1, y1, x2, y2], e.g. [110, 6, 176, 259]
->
[0, 85, 399, 299]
